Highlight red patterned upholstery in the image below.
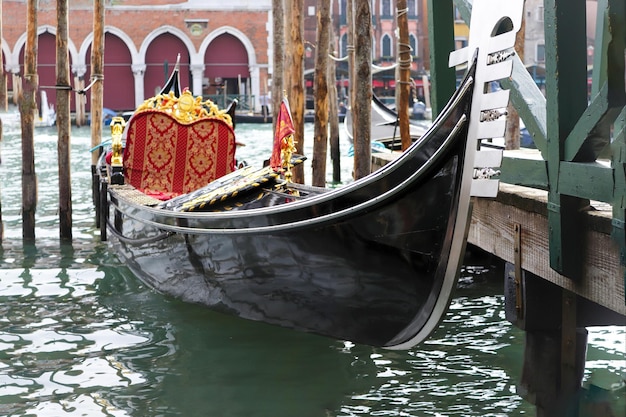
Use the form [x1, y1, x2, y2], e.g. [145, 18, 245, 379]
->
[123, 110, 236, 200]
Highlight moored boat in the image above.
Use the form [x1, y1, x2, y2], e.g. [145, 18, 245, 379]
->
[235, 111, 345, 124]
[344, 93, 430, 151]
[93, 2, 520, 348]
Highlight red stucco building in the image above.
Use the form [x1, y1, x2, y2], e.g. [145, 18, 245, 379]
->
[1, 0, 425, 113]
[2, 0, 273, 112]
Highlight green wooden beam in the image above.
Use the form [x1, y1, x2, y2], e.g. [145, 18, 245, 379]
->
[503, 58, 548, 156]
[499, 152, 549, 190]
[564, 0, 626, 162]
[603, 0, 626, 292]
[544, 0, 589, 280]
[427, 0, 456, 117]
[558, 162, 614, 202]
[563, 83, 620, 162]
[612, 110, 626, 287]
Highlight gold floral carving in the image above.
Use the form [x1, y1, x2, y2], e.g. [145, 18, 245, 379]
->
[135, 89, 233, 127]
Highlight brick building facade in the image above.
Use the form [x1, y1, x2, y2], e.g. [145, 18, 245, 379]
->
[1, 0, 436, 113]
[1, 0, 273, 112]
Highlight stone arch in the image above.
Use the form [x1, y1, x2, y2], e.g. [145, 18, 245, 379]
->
[80, 26, 139, 77]
[81, 27, 140, 109]
[1, 39, 13, 92]
[12, 25, 79, 75]
[139, 26, 196, 99]
[1, 38, 14, 73]
[13, 26, 79, 110]
[199, 26, 260, 109]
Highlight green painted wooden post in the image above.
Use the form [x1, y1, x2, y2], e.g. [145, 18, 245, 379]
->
[426, 0, 455, 117]
[544, 0, 589, 280]
[603, 0, 626, 294]
[450, 0, 626, 285]
[613, 110, 626, 295]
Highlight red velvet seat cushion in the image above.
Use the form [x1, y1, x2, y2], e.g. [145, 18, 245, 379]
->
[123, 110, 236, 200]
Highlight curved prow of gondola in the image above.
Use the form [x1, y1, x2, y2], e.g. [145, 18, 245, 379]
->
[226, 99, 238, 130]
[387, 0, 524, 349]
[158, 54, 181, 97]
[371, 93, 399, 123]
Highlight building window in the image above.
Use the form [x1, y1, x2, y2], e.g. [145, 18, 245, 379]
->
[536, 44, 545, 62]
[381, 0, 392, 18]
[455, 38, 468, 50]
[341, 33, 348, 59]
[408, 0, 417, 17]
[409, 34, 418, 57]
[382, 34, 393, 58]
[537, 6, 544, 22]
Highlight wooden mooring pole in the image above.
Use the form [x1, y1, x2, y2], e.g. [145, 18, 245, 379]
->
[328, 26, 341, 184]
[19, 0, 38, 240]
[0, 1, 7, 112]
[505, 265, 591, 417]
[0, 117, 3, 242]
[311, 0, 330, 187]
[57, 0, 72, 240]
[352, 0, 372, 179]
[91, 0, 105, 224]
[271, 0, 284, 132]
[396, 0, 412, 151]
[286, 0, 305, 184]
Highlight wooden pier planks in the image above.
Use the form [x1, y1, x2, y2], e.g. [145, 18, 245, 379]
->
[469, 183, 626, 316]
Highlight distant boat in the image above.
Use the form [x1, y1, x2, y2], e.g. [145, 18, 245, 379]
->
[35, 90, 56, 127]
[344, 94, 430, 151]
[236, 111, 345, 124]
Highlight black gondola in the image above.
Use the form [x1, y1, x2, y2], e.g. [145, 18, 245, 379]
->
[94, 16, 516, 348]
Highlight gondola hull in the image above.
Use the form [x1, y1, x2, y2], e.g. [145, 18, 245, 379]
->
[97, 0, 522, 347]
[102, 70, 475, 349]
[108, 135, 465, 347]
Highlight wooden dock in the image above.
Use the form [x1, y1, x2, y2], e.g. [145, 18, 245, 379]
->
[470, 182, 625, 316]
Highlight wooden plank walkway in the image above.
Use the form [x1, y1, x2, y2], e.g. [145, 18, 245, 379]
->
[469, 183, 625, 316]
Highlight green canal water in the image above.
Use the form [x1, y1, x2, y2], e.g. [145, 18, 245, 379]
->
[0, 109, 623, 416]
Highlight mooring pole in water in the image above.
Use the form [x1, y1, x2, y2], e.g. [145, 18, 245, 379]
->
[312, 0, 330, 188]
[19, 0, 38, 240]
[91, 0, 104, 159]
[396, 0, 412, 151]
[328, 27, 341, 184]
[57, 0, 72, 240]
[271, 0, 284, 133]
[0, 2, 8, 112]
[0, 117, 3, 242]
[352, 0, 372, 179]
[91, 0, 105, 227]
[505, 264, 589, 416]
[286, 0, 305, 184]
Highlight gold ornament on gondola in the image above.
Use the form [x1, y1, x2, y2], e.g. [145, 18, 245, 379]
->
[135, 89, 233, 127]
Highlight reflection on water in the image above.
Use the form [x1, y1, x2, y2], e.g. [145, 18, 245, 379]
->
[1, 244, 536, 417]
[0, 110, 624, 416]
